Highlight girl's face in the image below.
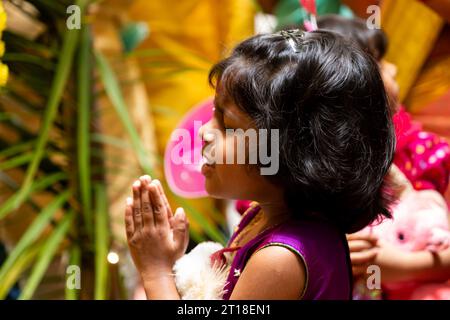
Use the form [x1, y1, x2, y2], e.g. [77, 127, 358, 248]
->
[380, 60, 400, 112]
[199, 91, 283, 203]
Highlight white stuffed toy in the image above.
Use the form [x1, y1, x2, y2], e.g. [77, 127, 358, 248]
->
[173, 242, 230, 300]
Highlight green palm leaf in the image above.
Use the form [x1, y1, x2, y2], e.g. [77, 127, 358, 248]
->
[0, 152, 35, 171]
[0, 172, 67, 219]
[12, 0, 88, 213]
[0, 190, 71, 284]
[94, 51, 153, 176]
[1, 0, 227, 300]
[65, 244, 81, 300]
[94, 183, 109, 300]
[0, 242, 42, 299]
[77, 24, 93, 237]
[19, 211, 75, 300]
[0, 140, 35, 158]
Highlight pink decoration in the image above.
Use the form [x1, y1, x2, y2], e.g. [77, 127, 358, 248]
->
[300, 0, 317, 15]
[300, 0, 318, 31]
[164, 98, 213, 198]
[303, 21, 315, 32]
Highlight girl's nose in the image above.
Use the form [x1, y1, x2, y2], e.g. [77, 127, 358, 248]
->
[198, 120, 211, 141]
[198, 120, 216, 145]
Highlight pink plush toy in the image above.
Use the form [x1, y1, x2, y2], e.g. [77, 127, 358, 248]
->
[367, 182, 450, 299]
[371, 190, 450, 252]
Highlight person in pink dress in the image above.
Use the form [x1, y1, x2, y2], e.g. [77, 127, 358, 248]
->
[316, 15, 450, 299]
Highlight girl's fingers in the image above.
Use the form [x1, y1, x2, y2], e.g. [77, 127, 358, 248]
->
[154, 180, 172, 218]
[139, 175, 154, 229]
[348, 240, 375, 252]
[139, 175, 152, 190]
[125, 197, 134, 239]
[183, 212, 190, 252]
[132, 180, 143, 231]
[149, 180, 169, 229]
[350, 247, 379, 265]
[347, 232, 378, 246]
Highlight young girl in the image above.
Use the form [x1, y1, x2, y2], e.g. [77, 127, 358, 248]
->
[316, 15, 450, 299]
[124, 29, 395, 300]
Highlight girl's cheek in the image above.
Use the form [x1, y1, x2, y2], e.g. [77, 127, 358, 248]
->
[221, 133, 256, 165]
[208, 131, 226, 165]
[222, 134, 233, 164]
[217, 133, 239, 165]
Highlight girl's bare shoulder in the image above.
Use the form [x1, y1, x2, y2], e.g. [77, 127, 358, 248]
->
[229, 245, 306, 300]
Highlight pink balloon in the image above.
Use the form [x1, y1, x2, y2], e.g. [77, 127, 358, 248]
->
[164, 98, 214, 198]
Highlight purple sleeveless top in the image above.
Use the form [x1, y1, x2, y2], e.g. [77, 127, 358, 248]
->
[222, 204, 352, 300]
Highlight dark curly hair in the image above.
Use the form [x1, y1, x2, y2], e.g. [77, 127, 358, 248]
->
[209, 30, 396, 233]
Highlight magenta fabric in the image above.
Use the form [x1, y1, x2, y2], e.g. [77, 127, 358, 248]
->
[235, 200, 253, 216]
[222, 205, 352, 300]
[393, 106, 450, 195]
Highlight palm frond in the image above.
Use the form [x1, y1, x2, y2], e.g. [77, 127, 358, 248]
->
[19, 210, 75, 300]
[94, 183, 109, 300]
[94, 51, 153, 176]
[12, 0, 87, 213]
[77, 25, 93, 238]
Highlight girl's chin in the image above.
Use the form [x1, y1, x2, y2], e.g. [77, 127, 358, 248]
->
[204, 179, 219, 197]
[204, 179, 227, 199]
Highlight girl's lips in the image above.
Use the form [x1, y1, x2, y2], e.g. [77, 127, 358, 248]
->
[200, 155, 215, 176]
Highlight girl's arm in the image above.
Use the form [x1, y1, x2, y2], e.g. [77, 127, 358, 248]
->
[348, 234, 450, 283]
[141, 274, 181, 300]
[229, 246, 306, 300]
[374, 243, 450, 283]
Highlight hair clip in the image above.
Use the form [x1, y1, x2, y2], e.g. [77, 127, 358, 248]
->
[278, 29, 305, 53]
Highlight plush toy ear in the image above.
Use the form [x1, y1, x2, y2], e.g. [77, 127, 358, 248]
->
[164, 98, 213, 198]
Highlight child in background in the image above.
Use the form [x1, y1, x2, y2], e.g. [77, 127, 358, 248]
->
[316, 15, 450, 299]
[124, 29, 395, 299]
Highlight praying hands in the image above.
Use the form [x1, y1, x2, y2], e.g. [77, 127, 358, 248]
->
[124, 175, 189, 299]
